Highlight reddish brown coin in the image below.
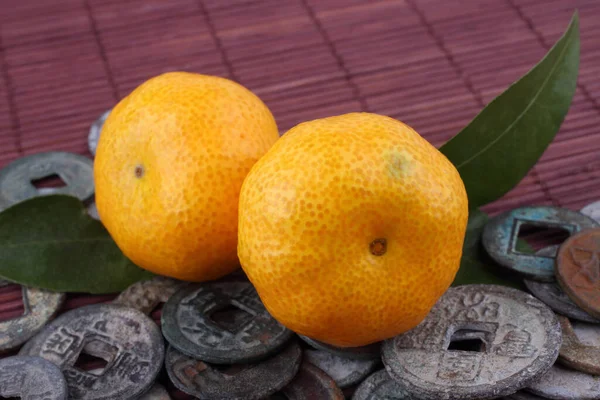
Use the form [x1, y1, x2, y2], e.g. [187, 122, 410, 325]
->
[556, 228, 600, 320]
[556, 315, 600, 375]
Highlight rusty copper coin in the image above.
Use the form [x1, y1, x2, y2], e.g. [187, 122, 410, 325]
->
[162, 281, 293, 364]
[270, 361, 345, 400]
[556, 227, 600, 320]
[525, 363, 600, 399]
[0, 152, 95, 210]
[483, 206, 598, 281]
[166, 341, 301, 400]
[113, 276, 185, 315]
[88, 109, 111, 156]
[19, 303, 164, 400]
[0, 285, 65, 353]
[0, 355, 68, 399]
[382, 285, 561, 400]
[557, 315, 600, 375]
[524, 246, 599, 323]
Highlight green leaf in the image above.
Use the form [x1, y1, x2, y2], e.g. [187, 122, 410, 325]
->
[440, 12, 580, 209]
[0, 195, 154, 293]
[452, 209, 524, 289]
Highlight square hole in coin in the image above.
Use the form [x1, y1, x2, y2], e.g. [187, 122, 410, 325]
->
[73, 339, 118, 376]
[513, 221, 573, 254]
[447, 329, 488, 352]
[0, 284, 26, 322]
[208, 303, 254, 333]
[31, 174, 67, 194]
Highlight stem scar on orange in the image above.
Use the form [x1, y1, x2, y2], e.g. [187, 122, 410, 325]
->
[238, 112, 469, 347]
[94, 72, 279, 282]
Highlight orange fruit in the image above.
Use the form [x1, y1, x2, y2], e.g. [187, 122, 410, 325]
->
[238, 112, 468, 347]
[94, 72, 279, 281]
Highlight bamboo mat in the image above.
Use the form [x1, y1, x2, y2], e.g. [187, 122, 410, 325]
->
[0, 0, 599, 395]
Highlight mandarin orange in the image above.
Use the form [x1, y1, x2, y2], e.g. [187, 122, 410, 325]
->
[238, 112, 468, 346]
[94, 72, 279, 281]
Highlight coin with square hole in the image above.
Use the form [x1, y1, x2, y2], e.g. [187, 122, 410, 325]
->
[0, 355, 68, 399]
[166, 341, 301, 400]
[0, 152, 94, 211]
[114, 276, 185, 315]
[303, 349, 379, 388]
[269, 361, 345, 400]
[161, 281, 293, 364]
[299, 335, 381, 361]
[139, 383, 171, 400]
[352, 369, 410, 400]
[88, 109, 111, 156]
[524, 246, 599, 323]
[556, 315, 600, 375]
[482, 206, 598, 281]
[581, 201, 600, 224]
[382, 285, 561, 400]
[556, 228, 600, 320]
[526, 363, 600, 399]
[0, 285, 64, 353]
[19, 303, 164, 400]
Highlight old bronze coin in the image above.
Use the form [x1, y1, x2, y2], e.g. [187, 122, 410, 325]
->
[19, 303, 164, 400]
[303, 349, 379, 388]
[162, 281, 293, 364]
[299, 335, 381, 361]
[524, 246, 599, 323]
[0, 152, 95, 210]
[482, 206, 598, 281]
[0, 355, 68, 399]
[581, 201, 600, 224]
[382, 285, 562, 400]
[353, 369, 410, 400]
[557, 315, 600, 375]
[556, 227, 600, 320]
[526, 363, 600, 399]
[166, 341, 301, 400]
[138, 383, 171, 400]
[271, 361, 345, 400]
[114, 276, 185, 315]
[88, 109, 111, 156]
[0, 285, 64, 353]
[0, 356, 68, 400]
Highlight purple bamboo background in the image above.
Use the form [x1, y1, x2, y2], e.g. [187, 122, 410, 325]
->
[0, 0, 599, 396]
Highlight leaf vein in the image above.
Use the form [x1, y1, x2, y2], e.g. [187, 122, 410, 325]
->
[454, 31, 574, 170]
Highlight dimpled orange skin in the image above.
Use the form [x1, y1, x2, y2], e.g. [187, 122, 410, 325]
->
[94, 72, 279, 281]
[238, 112, 468, 347]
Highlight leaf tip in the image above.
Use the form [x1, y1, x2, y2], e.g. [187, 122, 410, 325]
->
[569, 9, 580, 29]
